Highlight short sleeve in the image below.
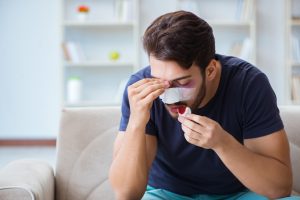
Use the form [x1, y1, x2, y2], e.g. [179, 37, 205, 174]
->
[119, 75, 158, 136]
[118, 76, 134, 132]
[242, 73, 283, 139]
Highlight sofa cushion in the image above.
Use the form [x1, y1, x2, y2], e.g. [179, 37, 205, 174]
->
[0, 187, 34, 200]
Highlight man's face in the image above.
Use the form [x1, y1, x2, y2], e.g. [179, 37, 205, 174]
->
[150, 56, 206, 118]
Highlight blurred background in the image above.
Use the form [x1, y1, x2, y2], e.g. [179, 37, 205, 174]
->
[0, 0, 299, 165]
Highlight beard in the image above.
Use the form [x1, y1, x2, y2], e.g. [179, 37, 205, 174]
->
[190, 80, 206, 112]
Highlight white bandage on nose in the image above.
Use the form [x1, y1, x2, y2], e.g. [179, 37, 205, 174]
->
[159, 87, 196, 104]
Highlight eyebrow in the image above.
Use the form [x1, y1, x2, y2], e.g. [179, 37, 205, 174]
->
[151, 75, 192, 82]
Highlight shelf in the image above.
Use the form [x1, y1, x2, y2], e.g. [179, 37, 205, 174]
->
[291, 100, 300, 105]
[64, 61, 134, 68]
[65, 101, 121, 107]
[208, 20, 254, 27]
[62, 0, 139, 107]
[63, 21, 135, 28]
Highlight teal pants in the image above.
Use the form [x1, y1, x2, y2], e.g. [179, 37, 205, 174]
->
[142, 185, 300, 200]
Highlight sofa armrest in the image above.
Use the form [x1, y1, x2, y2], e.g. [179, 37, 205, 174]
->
[0, 159, 54, 200]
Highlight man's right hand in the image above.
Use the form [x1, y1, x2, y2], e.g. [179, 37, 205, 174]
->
[127, 78, 169, 126]
[110, 78, 164, 199]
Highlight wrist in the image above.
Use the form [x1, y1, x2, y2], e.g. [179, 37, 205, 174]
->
[127, 116, 147, 133]
[213, 132, 235, 154]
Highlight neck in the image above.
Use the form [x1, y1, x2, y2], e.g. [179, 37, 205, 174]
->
[199, 61, 222, 108]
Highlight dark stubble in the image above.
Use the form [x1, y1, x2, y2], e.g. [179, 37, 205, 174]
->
[190, 70, 206, 112]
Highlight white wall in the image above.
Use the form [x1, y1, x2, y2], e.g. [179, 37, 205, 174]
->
[0, 0, 288, 139]
[0, 0, 61, 139]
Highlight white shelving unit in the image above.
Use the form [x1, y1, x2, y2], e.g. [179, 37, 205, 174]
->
[65, 61, 134, 68]
[177, 0, 256, 64]
[61, 0, 139, 107]
[286, 0, 300, 104]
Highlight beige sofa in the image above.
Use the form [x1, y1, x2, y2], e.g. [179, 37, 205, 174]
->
[0, 106, 299, 200]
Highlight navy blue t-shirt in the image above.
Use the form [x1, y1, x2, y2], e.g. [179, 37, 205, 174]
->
[119, 54, 284, 195]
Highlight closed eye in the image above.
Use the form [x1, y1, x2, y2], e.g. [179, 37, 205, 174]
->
[173, 81, 193, 87]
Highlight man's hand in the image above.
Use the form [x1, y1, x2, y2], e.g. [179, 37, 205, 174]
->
[178, 114, 228, 150]
[128, 78, 169, 126]
[178, 114, 292, 198]
[110, 78, 167, 200]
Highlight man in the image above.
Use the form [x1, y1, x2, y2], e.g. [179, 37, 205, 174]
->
[109, 11, 298, 200]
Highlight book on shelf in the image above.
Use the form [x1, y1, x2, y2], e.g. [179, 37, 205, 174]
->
[292, 36, 300, 63]
[229, 38, 252, 61]
[292, 76, 300, 103]
[291, 0, 300, 20]
[235, 0, 253, 21]
[62, 42, 86, 63]
[114, 0, 134, 22]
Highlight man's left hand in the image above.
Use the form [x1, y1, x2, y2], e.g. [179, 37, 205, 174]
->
[178, 114, 229, 150]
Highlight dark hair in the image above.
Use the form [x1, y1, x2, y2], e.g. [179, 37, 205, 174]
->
[143, 11, 215, 71]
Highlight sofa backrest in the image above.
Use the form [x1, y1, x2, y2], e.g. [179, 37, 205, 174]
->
[55, 107, 120, 200]
[55, 106, 300, 200]
[279, 106, 300, 194]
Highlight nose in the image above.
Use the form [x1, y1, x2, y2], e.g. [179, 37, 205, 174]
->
[163, 80, 171, 88]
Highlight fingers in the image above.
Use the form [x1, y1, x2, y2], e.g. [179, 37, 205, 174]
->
[181, 124, 203, 141]
[137, 82, 166, 99]
[179, 116, 205, 133]
[129, 79, 166, 95]
[184, 114, 212, 127]
[129, 78, 168, 100]
[179, 114, 224, 149]
[130, 78, 167, 91]
[129, 78, 152, 89]
[128, 78, 169, 111]
[183, 132, 199, 145]
[127, 78, 168, 125]
[142, 87, 165, 104]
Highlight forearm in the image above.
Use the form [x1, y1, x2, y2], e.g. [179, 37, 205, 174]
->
[214, 134, 292, 198]
[109, 120, 148, 199]
[109, 78, 167, 199]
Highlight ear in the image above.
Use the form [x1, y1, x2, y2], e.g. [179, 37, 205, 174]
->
[205, 59, 218, 81]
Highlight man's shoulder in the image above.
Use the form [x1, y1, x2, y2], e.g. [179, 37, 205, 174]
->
[217, 54, 264, 81]
[125, 66, 152, 86]
[217, 54, 254, 69]
[131, 66, 152, 80]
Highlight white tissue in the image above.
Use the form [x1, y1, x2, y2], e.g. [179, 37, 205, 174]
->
[159, 87, 196, 104]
